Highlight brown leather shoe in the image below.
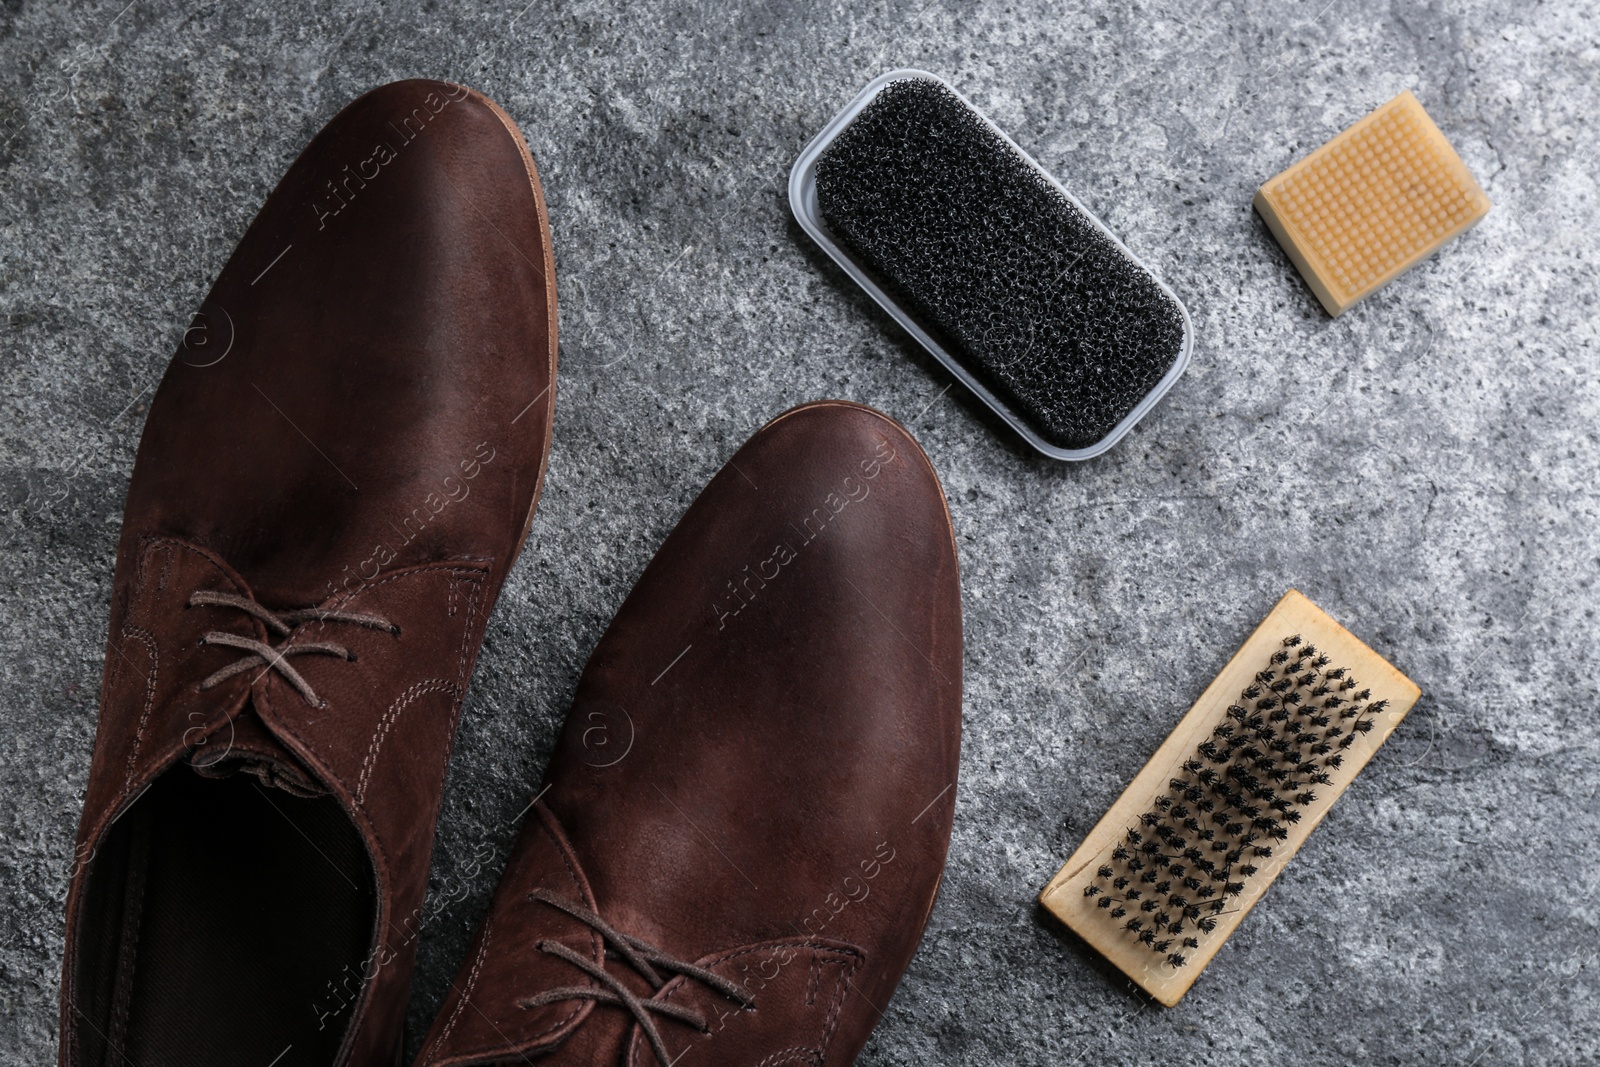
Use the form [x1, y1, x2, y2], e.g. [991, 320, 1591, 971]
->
[59, 80, 557, 1067]
[414, 400, 962, 1067]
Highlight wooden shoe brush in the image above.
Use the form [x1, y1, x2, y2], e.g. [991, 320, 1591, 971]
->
[1039, 590, 1420, 1005]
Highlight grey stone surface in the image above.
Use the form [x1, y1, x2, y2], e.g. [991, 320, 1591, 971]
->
[2, 0, 1597, 1063]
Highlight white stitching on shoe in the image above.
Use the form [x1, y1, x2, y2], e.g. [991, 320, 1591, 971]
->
[428, 924, 492, 1061]
[354, 678, 457, 805]
[119, 625, 159, 792]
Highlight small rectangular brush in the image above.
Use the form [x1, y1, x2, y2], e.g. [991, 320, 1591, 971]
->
[1039, 590, 1420, 1005]
[1254, 90, 1490, 315]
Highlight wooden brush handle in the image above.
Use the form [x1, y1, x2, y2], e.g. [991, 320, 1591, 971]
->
[1039, 589, 1420, 1006]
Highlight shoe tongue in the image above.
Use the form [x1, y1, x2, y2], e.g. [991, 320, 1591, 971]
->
[186, 696, 328, 797]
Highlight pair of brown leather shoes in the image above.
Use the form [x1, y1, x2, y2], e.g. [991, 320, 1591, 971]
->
[59, 81, 962, 1067]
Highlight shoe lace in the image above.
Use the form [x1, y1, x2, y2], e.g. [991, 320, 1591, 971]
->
[518, 889, 756, 1066]
[189, 589, 398, 707]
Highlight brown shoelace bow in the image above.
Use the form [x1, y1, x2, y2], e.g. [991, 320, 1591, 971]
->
[189, 589, 397, 707]
[519, 889, 756, 1066]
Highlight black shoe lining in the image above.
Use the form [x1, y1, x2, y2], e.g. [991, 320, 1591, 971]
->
[71, 765, 376, 1067]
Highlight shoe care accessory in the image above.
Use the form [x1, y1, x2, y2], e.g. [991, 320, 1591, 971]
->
[1039, 590, 1420, 1006]
[790, 70, 1193, 460]
[1254, 90, 1491, 316]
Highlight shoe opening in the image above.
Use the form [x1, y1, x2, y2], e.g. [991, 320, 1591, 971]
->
[70, 764, 376, 1067]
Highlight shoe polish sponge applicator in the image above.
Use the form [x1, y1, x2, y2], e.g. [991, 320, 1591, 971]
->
[790, 71, 1193, 461]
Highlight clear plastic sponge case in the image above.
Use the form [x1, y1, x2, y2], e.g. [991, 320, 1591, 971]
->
[790, 69, 1194, 461]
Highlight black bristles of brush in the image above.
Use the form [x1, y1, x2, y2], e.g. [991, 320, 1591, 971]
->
[1082, 635, 1389, 969]
[814, 77, 1187, 452]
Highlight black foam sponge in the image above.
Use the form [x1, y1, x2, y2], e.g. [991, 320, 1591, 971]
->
[815, 78, 1187, 453]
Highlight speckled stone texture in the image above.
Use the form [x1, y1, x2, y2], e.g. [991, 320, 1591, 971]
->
[2, 1, 1596, 1065]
